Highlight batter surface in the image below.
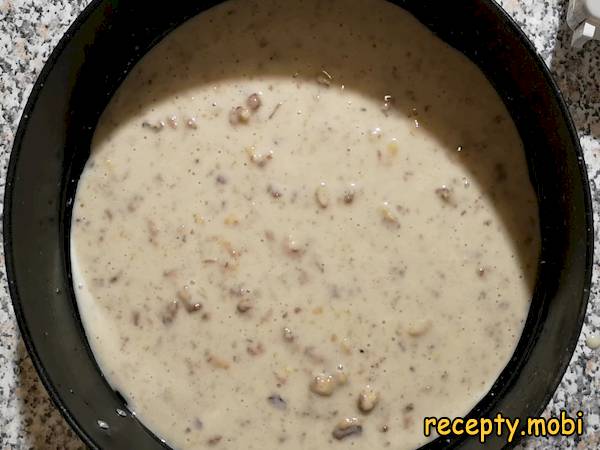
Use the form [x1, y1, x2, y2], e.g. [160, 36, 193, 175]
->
[70, 1, 540, 448]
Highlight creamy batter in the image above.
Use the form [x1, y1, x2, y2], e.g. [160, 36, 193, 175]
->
[70, 0, 540, 449]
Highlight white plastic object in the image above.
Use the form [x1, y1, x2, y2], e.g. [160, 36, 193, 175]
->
[567, 0, 600, 48]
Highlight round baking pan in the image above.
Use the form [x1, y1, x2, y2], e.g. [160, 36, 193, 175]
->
[4, 0, 593, 449]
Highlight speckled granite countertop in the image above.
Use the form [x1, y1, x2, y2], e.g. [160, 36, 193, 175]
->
[0, 0, 598, 449]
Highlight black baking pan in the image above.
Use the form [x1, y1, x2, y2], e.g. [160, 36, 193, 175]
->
[4, 0, 593, 449]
